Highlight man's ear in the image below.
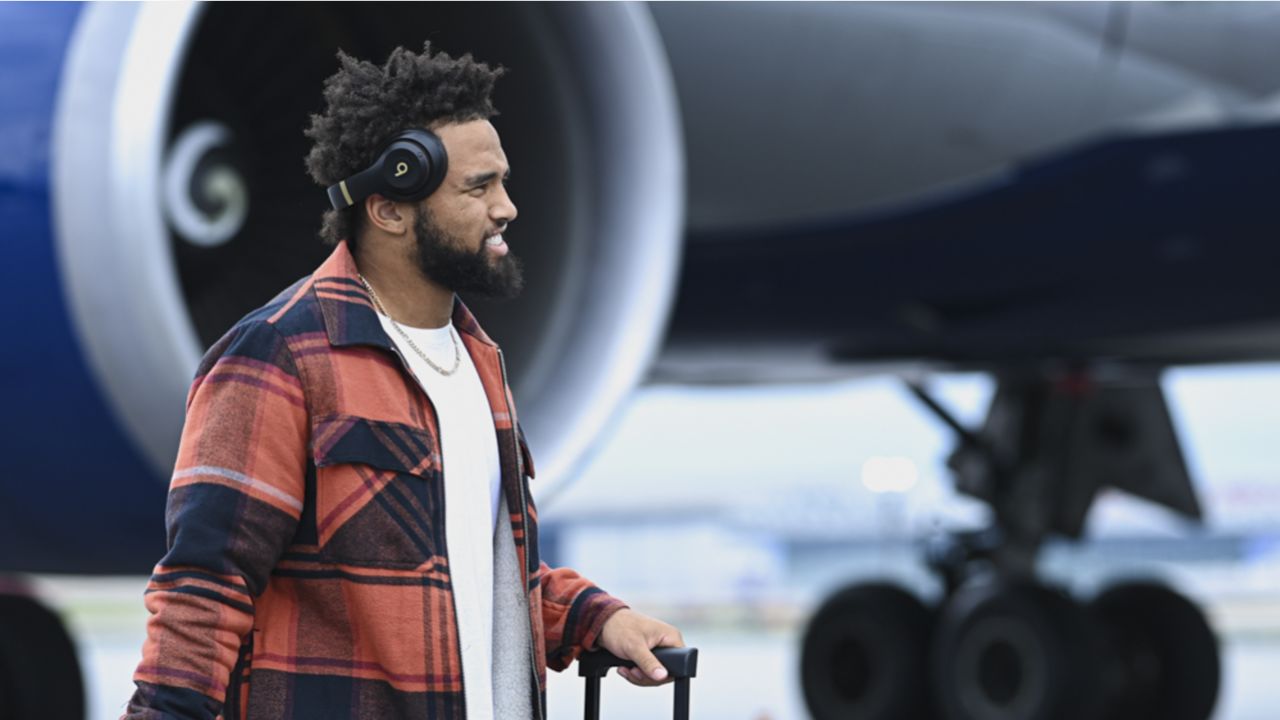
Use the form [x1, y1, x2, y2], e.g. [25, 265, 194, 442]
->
[365, 194, 411, 235]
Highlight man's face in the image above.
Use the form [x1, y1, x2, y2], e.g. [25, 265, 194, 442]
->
[411, 120, 523, 298]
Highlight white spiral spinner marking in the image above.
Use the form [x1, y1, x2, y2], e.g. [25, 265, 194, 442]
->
[163, 120, 247, 248]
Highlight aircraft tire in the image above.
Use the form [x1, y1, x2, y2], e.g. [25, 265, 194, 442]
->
[1091, 581, 1220, 720]
[0, 594, 85, 720]
[800, 582, 934, 720]
[931, 580, 1105, 720]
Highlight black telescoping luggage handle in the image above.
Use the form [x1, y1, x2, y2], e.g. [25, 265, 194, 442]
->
[579, 647, 699, 720]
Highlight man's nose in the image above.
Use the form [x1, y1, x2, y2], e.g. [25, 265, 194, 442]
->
[493, 187, 518, 225]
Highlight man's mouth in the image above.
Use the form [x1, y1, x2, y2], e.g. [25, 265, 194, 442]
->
[485, 232, 508, 256]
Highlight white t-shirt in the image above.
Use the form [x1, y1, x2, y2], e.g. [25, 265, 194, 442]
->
[378, 315, 502, 720]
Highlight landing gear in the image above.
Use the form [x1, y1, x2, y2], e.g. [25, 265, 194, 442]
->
[1092, 581, 1220, 720]
[0, 592, 85, 720]
[799, 369, 1221, 720]
[801, 583, 933, 720]
[932, 581, 1104, 720]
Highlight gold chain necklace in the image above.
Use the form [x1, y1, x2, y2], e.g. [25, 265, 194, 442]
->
[358, 274, 461, 377]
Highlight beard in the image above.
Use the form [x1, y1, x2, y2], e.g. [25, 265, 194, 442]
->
[413, 206, 524, 299]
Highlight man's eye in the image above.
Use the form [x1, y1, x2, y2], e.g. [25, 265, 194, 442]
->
[469, 185, 486, 196]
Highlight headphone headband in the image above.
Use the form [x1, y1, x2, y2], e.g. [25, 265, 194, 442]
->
[326, 129, 448, 210]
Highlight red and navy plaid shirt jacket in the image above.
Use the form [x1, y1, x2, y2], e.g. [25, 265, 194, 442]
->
[124, 241, 626, 719]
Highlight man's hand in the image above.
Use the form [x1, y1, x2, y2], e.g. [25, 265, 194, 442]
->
[595, 608, 686, 687]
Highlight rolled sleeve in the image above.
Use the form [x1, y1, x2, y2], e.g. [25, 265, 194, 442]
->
[538, 563, 629, 672]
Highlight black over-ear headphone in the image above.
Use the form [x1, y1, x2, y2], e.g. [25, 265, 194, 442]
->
[326, 129, 449, 211]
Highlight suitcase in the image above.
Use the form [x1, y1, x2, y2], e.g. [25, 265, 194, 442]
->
[578, 646, 699, 720]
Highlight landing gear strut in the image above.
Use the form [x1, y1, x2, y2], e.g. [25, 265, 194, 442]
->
[801, 369, 1221, 720]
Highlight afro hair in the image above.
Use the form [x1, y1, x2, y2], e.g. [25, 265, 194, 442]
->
[304, 42, 505, 249]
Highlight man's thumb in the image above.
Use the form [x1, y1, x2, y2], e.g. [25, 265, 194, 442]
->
[634, 646, 668, 682]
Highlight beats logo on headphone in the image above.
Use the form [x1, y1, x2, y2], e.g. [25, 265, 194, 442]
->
[326, 129, 449, 210]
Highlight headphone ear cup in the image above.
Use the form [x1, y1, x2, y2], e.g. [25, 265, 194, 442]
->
[324, 129, 449, 210]
[380, 130, 448, 202]
[380, 142, 432, 197]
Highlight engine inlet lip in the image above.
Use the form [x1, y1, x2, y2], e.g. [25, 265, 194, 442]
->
[53, 1, 207, 479]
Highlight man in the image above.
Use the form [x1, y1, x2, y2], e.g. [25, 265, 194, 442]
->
[124, 44, 682, 720]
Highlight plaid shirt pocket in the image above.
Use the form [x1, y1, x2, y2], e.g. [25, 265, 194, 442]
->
[311, 415, 444, 570]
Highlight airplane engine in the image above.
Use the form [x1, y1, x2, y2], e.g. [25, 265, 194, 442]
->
[1, 2, 682, 576]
